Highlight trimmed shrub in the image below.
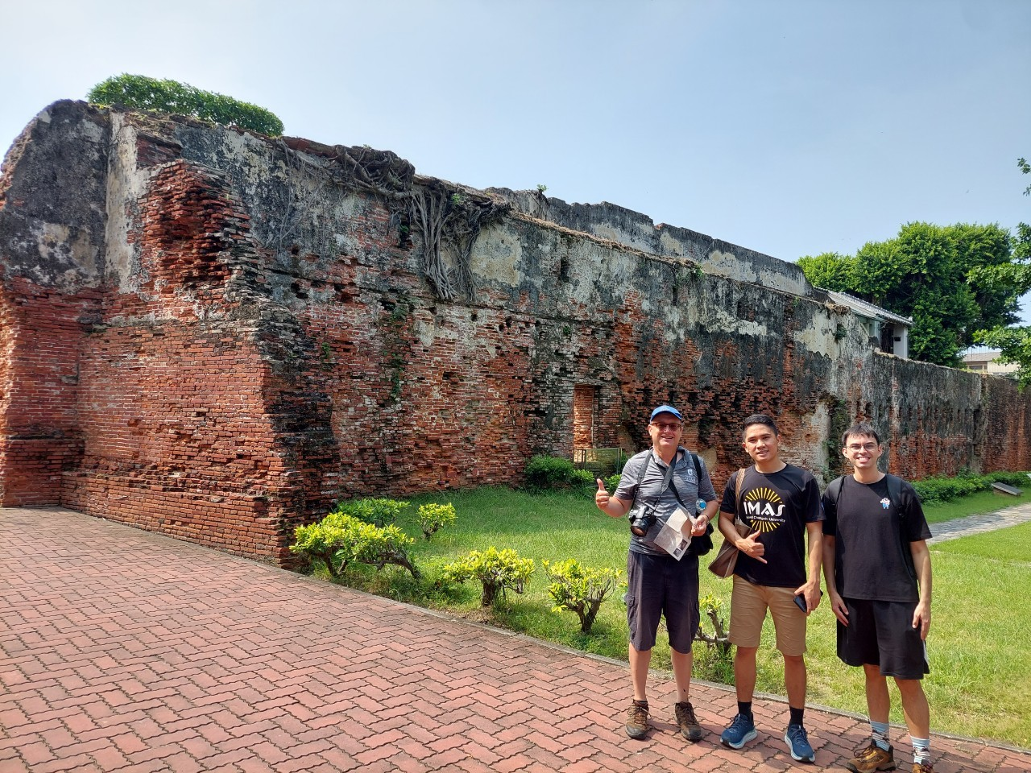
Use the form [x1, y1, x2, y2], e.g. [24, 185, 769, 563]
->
[417, 502, 456, 541]
[438, 547, 534, 607]
[912, 470, 1030, 503]
[87, 74, 284, 136]
[290, 512, 418, 579]
[333, 497, 410, 527]
[525, 455, 577, 489]
[526, 455, 596, 494]
[543, 558, 621, 633]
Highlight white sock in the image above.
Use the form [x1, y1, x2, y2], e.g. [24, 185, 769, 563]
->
[911, 736, 931, 763]
[871, 720, 890, 751]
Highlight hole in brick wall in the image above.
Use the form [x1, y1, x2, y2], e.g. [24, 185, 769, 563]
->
[559, 256, 570, 282]
[573, 384, 597, 451]
[291, 282, 308, 300]
[470, 311, 478, 321]
[333, 284, 353, 302]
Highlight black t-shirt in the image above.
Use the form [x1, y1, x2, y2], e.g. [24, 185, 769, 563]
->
[822, 475, 931, 602]
[719, 464, 823, 588]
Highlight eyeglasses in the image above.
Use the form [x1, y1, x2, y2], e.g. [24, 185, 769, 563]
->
[846, 442, 879, 452]
[651, 423, 682, 432]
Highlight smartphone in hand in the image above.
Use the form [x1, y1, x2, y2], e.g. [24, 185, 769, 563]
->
[793, 590, 823, 612]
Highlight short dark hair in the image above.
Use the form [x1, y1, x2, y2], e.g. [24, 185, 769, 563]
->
[842, 421, 881, 447]
[742, 413, 778, 437]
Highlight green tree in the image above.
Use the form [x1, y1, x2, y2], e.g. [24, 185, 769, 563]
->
[799, 222, 1026, 366]
[87, 74, 283, 136]
[796, 252, 855, 291]
[973, 158, 1031, 388]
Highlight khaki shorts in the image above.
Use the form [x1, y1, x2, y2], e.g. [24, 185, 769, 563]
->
[729, 575, 808, 656]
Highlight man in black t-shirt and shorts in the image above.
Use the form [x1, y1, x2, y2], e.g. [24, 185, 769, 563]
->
[717, 414, 824, 763]
[823, 422, 933, 773]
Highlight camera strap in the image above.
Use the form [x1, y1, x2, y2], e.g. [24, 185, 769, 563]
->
[637, 451, 692, 512]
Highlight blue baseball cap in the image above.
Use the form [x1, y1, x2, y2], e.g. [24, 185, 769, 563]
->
[650, 405, 683, 422]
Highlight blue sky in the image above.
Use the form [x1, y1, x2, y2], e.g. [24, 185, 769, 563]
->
[3, 0, 1029, 323]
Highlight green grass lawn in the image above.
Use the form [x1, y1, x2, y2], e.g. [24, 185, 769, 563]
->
[922, 487, 1031, 524]
[318, 486, 1031, 748]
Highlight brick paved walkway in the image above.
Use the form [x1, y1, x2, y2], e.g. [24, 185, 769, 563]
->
[2, 507, 1029, 773]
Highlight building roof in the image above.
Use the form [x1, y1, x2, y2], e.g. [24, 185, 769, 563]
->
[961, 349, 1005, 364]
[827, 290, 913, 326]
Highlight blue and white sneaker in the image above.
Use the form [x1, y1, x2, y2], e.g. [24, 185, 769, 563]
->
[720, 713, 757, 749]
[784, 723, 815, 763]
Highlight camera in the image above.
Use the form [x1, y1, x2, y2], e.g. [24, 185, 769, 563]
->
[628, 503, 656, 536]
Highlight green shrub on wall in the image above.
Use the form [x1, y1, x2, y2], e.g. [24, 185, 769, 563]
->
[87, 74, 284, 136]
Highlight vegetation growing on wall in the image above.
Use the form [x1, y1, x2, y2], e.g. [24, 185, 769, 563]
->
[87, 74, 284, 136]
[265, 138, 507, 301]
[378, 295, 414, 404]
[408, 181, 508, 301]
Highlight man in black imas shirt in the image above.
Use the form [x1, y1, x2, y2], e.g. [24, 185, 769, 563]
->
[716, 414, 824, 763]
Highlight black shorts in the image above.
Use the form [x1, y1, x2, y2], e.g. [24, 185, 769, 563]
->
[626, 550, 700, 653]
[837, 598, 929, 679]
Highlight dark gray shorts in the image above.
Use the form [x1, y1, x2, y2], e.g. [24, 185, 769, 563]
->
[626, 550, 700, 653]
[837, 597, 930, 679]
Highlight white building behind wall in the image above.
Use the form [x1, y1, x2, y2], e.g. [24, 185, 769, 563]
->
[827, 291, 912, 359]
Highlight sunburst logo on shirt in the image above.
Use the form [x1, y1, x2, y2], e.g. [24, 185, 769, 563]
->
[741, 487, 786, 533]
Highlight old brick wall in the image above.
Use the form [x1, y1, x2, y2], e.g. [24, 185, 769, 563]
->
[2, 100, 1029, 565]
[0, 101, 109, 505]
[0, 278, 100, 504]
[0, 102, 341, 563]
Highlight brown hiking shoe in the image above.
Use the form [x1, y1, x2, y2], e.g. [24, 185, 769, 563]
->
[674, 701, 703, 741]
[846, 740, 896, 772]
[912, 762, 933, 773]
[625, 702, 649, 739]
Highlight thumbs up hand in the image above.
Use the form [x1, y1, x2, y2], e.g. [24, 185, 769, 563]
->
[595, 478, 610, 509]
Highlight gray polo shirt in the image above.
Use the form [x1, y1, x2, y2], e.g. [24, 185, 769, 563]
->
[615, 447, 717, 557]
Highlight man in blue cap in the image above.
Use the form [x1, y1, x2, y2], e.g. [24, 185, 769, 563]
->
[595, 404, 719, 742]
